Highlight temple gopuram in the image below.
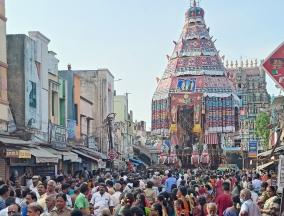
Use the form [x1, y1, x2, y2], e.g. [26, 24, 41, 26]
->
[225, 60, 270, 167]
[151, 1, 239, 168]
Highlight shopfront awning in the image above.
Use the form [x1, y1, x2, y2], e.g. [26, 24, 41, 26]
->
[72, 149, 99, 162]
[76, 146, 107, 160]
[44, 148, 82, 163]
[129, 158, 144, 165]
[62, 151, 82, 163]
[258, 146, 284, 157]
[0, 136, 32, 146]
[29, 147, 58, 164]
[257, 161, 275, 171]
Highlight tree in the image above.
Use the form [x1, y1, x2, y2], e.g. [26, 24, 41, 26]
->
[255, 112, 270, 150]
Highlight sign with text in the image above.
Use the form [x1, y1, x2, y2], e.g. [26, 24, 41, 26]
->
[262, 42, 284, 90]
[6, 150, 31, 159]
[248, 140, 257, 158]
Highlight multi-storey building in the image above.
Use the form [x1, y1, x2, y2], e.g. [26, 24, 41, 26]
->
[7, 32, 50, 135]
[0, 0, 13, 133]
[62, 69, 114, 155]
[114, 94, 134, 160]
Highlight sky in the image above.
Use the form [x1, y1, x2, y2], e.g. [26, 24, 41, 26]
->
[6, 0, 284, 129]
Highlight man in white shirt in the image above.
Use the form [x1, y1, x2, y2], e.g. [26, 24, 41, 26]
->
[111, 183, 122, 207]
[252, 174, 262, 194]
[30, 176, 40, 199]
[247, 184, 258, 204]
[239, 189, 261, 216]
[91, 183, 114, 216]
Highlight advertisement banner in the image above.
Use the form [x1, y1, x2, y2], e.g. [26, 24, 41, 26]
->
[262, 42, 284, 90]
[248, 140, 258, 158]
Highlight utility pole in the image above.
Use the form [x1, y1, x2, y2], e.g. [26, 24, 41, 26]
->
[106, 113, 115, 171]
[125, 92, 131, 160]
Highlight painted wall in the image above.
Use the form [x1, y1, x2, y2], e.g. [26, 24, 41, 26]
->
[59, 71, 74, 122]
[48, 51, 60, 124]
[7, 35, 25, 128]
[24, 35, 41, 130]
[7, 35, 40, 130]
[114, 95, 127, 122]
[0, 0, 10, 130]
[59, 78, 67, 127]
[0, 0, 6, 64]
[74, 69, 114, 154]
[59, 70, 76, 140]
[29, 32, 50, 133]
[74, 75, 81, 139]
[80, 98, 93, 136]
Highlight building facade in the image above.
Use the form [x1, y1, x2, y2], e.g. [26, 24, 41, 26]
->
[48, 51, 60, 125]
[226, 61, 270, 151]
[114, 94, 133, 160]
[73, 69, 114, 154]
[0, 0, 13, 133]
[58, 67, 80, 141]
[7, 32, 50, 135]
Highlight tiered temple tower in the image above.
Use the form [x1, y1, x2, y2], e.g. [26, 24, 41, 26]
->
[226, 60, 270, 162]
[152, 1, 239, 168]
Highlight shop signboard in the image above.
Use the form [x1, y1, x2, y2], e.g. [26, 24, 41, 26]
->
[98, 159, 106, 169]
[248, 140, 257, 158]
[35, 166, 55, 178]
[6, 150, 31, 159]
[262, 42, 284, 90]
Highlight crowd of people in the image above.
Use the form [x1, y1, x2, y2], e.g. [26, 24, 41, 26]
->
[0, 168, 282, 216]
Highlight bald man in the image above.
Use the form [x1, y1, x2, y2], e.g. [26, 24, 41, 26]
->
[47, 180, 57, 196]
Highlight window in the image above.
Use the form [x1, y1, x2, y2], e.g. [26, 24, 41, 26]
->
[29, 81, 36, 108]
[52, 91, 56, 116]
[74, 104, 78, 125]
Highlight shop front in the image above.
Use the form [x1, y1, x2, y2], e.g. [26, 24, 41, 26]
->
[72, 149, 99, 173]
[0, 147, 32, 181]
[43, 147, 81, 175]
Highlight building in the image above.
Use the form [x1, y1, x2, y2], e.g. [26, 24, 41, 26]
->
[226, 61, 270, 166]
[151, 1, 238, 168]
[0, 0, 13, 134]
[58, 66, 81, 141]
[134, 121, 147, 147]
[78, 74, 95, 149]
[71, 69, 114, 155]
[268, 96, 284, 148]
[113, 94, 133, 161]
[7, 32, 51, 136]
[5, 32, 82, 179]
[48, 51, 60, 125]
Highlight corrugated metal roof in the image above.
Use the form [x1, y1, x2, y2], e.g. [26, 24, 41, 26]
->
[29, 147, 58, 164]
[0, 136, 33, 146]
